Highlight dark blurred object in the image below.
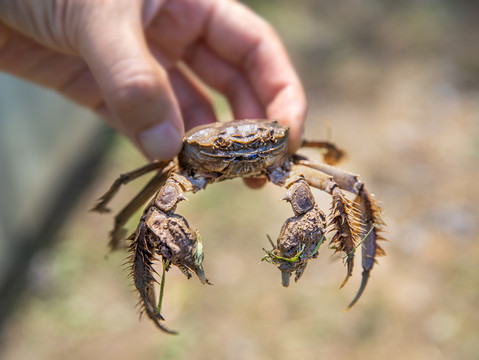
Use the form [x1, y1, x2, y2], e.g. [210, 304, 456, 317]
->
[0, 74, 111, 332]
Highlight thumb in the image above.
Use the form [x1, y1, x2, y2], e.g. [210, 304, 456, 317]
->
[77, 1, 183, 160]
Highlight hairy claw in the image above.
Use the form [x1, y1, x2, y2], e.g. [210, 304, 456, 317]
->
[128, 221, 176, 333]
[328, 186, 362, 289]
[128, 203, 210, 333]
[263, 180, 327, 286]
[343, 188, 385, 309]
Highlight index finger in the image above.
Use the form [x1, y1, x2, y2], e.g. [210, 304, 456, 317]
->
[204, 0, 306, 152]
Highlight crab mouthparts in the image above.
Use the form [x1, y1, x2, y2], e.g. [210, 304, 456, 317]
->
[201, 147, 267, 159]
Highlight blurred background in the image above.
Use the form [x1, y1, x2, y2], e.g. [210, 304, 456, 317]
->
[1, 0, 479, 359]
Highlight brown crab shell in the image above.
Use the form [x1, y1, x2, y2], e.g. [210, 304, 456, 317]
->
[178, 120, 289, 177]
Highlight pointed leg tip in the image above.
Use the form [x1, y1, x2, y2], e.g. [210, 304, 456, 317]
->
[153, 319, 178, 335]
[90, 199, 112, 213]
[344, 269, 370, 311]
[343, 300, 357, 313]
[161, 325, 179, 335]
[149, 311, 178, 334]
[90, 205, 108, 213]
[339, 275, 351, 289]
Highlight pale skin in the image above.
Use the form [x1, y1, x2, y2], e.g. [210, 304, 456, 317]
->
[0, 0, 307, 188]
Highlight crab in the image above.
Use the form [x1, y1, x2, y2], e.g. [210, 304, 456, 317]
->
[92, 119, 385, 334]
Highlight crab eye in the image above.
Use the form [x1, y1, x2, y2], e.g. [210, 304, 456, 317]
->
[215, 136, 225, 147]
[269, 129, 275, 137]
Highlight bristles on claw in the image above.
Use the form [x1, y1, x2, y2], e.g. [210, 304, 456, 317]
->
[345, 187, 386, 310]
[358, 188, 386, 269]
[128, 221, 177, 334]
[328, 186, 362, 288]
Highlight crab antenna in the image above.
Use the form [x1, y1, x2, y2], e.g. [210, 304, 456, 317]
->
[344, 269, 370, 312]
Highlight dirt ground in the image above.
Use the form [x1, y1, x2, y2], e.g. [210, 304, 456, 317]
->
[1, 1, 479, 359]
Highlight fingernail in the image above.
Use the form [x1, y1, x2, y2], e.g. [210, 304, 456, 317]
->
[138, 121, 183, 160]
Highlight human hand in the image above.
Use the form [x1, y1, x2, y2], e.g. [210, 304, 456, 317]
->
[0, 0, 306, 161]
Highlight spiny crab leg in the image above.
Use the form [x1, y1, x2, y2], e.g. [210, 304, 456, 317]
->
[347, 186, 385, 310]
[302, 140, 346, 165]
[293, 157, 385, 309]
[128, 218, 175, 334]
[128, 173, 211, 333]
[108, 164, 174, 250]
[91, 160, 171, 213]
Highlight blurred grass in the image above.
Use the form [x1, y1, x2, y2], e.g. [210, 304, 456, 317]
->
[1, 1, 479, 359]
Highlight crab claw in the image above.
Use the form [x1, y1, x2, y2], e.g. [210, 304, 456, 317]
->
[128, 204, 211, 333]
[263, 181, 327, 286]
[144, 207, 211, 284]
[281, 180, 315, 216]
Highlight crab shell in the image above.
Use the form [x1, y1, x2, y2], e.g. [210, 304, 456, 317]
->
[178, 120, 289, 178]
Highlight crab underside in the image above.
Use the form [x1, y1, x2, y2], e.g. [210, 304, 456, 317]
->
[92, 119, 385, 334]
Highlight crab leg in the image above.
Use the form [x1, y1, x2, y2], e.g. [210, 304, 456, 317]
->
[91, 160, 171, 213]
[287, 164, 362, 289]
[293, 157, 385, 309]
[107, 164, 174, 250]
[302, 140, 346, 165]
[293, 155, 362, 193]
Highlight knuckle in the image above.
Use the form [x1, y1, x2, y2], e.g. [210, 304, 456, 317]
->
[108, 60, 169, 111]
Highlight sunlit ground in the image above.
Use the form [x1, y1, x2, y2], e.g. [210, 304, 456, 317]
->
[1, 2, 479, 359]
